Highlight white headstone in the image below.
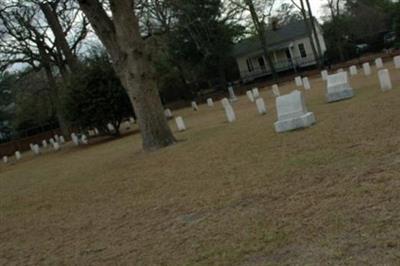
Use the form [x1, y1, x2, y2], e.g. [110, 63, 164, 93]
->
[336, 68, 344, 73]
[107, 123, 115, 132]
[129, 117, 135, 124]
[302, 77, 311, 90]
[53, 142, 60, 151]
[221, 98, 236, 123]
[88, 130, 95, 137]
[272, 84, 280, 97]
[3, 156, 8, 164]
[375, 57, 383, 69]
[378, 69, 392, 91]
[349, 65, 358, 76]
[164, 108, 173, 119]
[32, 144, 40, 155]
[81, 134, 88, 145]
[94, 128, 100, 135]
[274, 90, 315, 133]
[59, 136, 65, 144]
[54, 134, 60, 143]
[124, 121, 131, 129]
[326, 72, 354, 102]
[321, 70, 328, 81]
[228, 85, 237, 101]
[15, 151, 21, 160]
[255, 98, 267, 115]
[207, 98, 214, 107]
[49, 138, 55, 145]
[191, 101, 199, 111]
[295, 76, 303, 87]
[246, 90, 255, 102]
[29, 143, 34, 152]
[252, 87, 260, 98]
[175, 116, 186, 131]
[394, 55, 400, 69]
[363, 62, 371, 76]
[42, 140, 48, 148]
[71, 133, 79, 146]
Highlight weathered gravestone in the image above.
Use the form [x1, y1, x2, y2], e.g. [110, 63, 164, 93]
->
[32, 144, 40, 155]
[53, 142, 60, 151]
[272, 84, 280, 97]
[207, 98, 214, 107]
[363, 62, 371, 76]
[107, 123, 115, 132]
[274, 90, 316, 133]
[42, 140, 48, 148]
[246, 90, 255, 102]
[49, 138, 55, 145]
[302, 77, 311, 90]
[337, 68, 344, 73]
[3, 156, 8, 164]
[59, 136, 65, 144]
[378, 69, 392, 91]
[80, 134, 88, 145]
[252, 87, 260, 98]
[71, 133, 79, 146]
[321, 70, 328, 81]
[15, 151, 21, 160]
[191, 101, 199, 111]
[349, 65, 358, 76]
[228, 85, 237, 101]
[164, 108, 173, 119]
[255, 98, 267, 115]
[375, 57, 383, 69]
[394, 55, 400, 69]
[326, 72, 354, 103]
[129, 117, 135, 124]
[221, 98, 236, 123]
[295, 76, 302, 87]
[175, 116, 186, 131]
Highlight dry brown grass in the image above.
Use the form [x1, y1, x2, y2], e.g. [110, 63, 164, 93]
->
[2, 62, 400, 265]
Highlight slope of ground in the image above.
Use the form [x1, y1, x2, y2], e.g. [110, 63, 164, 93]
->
[1, 62, 400, 265]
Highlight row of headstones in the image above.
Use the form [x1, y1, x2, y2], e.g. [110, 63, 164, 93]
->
[169, 55, 400, 134]
[3, 134, 67, 164]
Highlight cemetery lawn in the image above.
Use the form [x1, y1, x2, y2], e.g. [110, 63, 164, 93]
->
[2, 63, 400, 265]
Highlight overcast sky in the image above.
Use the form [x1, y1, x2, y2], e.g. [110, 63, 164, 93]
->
[280, 0, 326, 20]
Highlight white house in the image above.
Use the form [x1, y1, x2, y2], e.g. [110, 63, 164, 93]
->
[233, 19, 327, 81]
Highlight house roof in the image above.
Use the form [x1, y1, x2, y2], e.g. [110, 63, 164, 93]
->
[232, 19, 311, 58]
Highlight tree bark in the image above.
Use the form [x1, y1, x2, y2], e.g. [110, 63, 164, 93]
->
[300, 0, 320, 68]
[305, 0, 323, 65]
[39, 3, 80, 72]
[78, 0, 175, 151]
[245, 0, 278, 81]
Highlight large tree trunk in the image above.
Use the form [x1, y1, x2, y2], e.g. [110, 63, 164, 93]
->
[245, 0, 278, 81]
[305, 0, 323, 65]
[300, 0, 320, 69]
[78, 0, 175, 151]
[39, 2, 80, 72]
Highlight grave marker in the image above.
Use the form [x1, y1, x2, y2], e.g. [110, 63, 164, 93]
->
[191, 101, 199, 111]
[15, 151, 21, 160]
[272, 84, 280, 97]
[59, 136, 65, 144]
[302, 77, 311, 90]
[321, 70, 328, 81]
[221, 98, 236, 123]
[363, 62, 371, 76]
[375, 57, 383, 69]
[3, 156, 8, 164]
[207, 98, 214, 107]
[246, 90, 255, 102]
[32, 144, 40, 155]
[42, 140, 48, 148]
[394, 55, 400, 69]
[326, 72, 354, 102]
[349, 65, 358, 76]
[252, 87, 260, 98]
[228, 85, 237, 101]
[255, 98, 267, 115]
[53, 142, 60, 151]
[378, 69, 392, 91]
[295, 76, 303, 87]
[71, 133, 79, 146]
[274, 90, 316, 133]
[164, 108, 173, 119]
[175, 116, 186, 131]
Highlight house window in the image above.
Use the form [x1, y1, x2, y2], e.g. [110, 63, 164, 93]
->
[246, 58, 254, 72]
[257, 57, 266, 70]
[298, 43, 307, 58]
